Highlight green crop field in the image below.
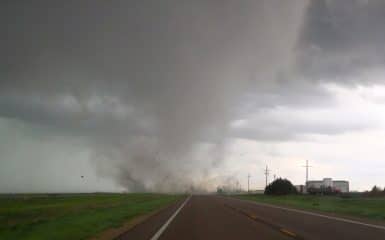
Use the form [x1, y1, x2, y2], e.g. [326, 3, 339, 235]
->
[236, 194, 385, 221]
[0, 193, 182, 240]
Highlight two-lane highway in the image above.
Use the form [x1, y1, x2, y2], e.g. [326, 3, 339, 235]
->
[157, 196, 293, 240]
[118, 195, 385, 240]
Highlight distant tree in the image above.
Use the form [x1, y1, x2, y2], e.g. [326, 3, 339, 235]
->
[372, 185, 381, 192]
[368, 185, 383, 197]
[264, 178, 297, 195]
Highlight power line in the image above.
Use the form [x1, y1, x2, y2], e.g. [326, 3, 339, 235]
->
[302, 160, 312, 185]
[264, 165, 270, 187]
[247, 173, 250, 193]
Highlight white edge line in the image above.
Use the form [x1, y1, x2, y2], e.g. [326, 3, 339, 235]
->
[236, 197, 385, 231]
[150, 195, 191, 240]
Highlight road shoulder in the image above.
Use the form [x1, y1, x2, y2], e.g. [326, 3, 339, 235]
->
[231, 196, 385, 228]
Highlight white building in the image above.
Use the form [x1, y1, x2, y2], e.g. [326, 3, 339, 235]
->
[333, 180, 350, 193]
[306, 178, 349, 193]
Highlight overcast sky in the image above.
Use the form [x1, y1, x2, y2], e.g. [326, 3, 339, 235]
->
[1, 0, 385, 193]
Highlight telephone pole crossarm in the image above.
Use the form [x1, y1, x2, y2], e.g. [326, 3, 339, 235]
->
[302, 160, 312, 186]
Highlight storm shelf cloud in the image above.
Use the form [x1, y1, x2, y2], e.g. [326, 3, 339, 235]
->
[1, 0, 385, 192]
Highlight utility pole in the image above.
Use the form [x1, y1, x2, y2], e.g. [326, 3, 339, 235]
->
[247, 174, 250, 193]
[302, 160, 312, 185]
[264, 165, 270, 187]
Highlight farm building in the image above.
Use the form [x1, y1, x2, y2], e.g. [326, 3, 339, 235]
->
[306, 178, 349, 193]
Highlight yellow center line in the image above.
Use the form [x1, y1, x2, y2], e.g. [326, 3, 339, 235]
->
[280, 228, 298, 238]
[223, 204, 303, 239]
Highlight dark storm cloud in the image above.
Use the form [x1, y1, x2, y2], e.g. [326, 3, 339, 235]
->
[297, 0, 385, 82]
[0, 0, 309, 191]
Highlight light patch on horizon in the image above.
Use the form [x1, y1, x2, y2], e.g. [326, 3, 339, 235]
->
[227, 83, 385, 191]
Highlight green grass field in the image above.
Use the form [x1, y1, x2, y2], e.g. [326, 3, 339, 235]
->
[237, 194, 385, 221]
[0, 193, 182, 240]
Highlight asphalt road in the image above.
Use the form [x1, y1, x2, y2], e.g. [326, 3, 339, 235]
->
[118, 195, 385, 240]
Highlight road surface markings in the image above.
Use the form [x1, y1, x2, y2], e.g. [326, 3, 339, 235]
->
[240, 198, 385, 231]
[280, 228, 298, 238]
[150, 195, 191, 240]
[224, 203, 303, 240]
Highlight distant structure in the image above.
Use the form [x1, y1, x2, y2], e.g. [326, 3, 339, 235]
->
[295, 185, 305, 193]
[264, 165, 270, 187]
[302, 160, 312, 184]
[306, 178, 349, 193]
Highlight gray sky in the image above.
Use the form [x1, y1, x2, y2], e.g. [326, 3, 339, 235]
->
[1, 0, 385, 192]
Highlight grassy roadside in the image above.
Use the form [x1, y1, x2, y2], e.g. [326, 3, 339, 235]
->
[0, 193, 183, 240]
[236, 194, 385, 222]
